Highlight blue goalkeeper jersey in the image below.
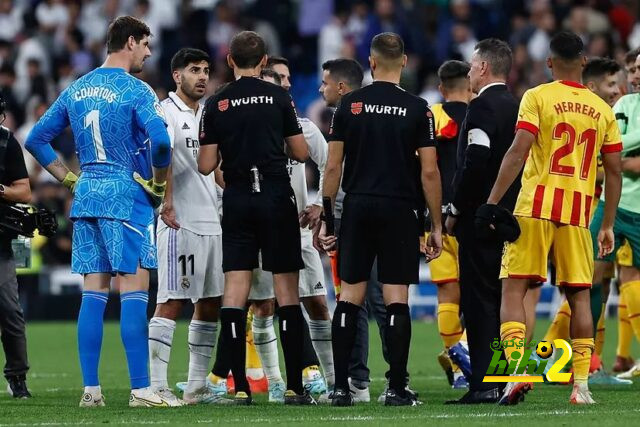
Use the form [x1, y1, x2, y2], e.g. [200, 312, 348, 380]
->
[28, 67, 166, 226]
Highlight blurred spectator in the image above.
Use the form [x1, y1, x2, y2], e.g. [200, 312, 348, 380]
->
[0, 0, 23, 42]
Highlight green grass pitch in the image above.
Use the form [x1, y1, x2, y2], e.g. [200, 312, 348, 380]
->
[1, 319, 639, 426]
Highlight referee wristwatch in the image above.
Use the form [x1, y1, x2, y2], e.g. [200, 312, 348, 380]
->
[446, 203, 460, 218]
[0, 183, 5, 198]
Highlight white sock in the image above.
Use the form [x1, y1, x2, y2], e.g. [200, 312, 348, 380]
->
[148, 317, 176, 390]
[308, 319, 335, 387]
[186, 320, 217, 394]
[84, 385, 101, 396]
[252, 315, 283, 384]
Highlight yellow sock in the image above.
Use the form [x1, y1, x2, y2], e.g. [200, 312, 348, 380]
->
[208, 372, 225, 384]
[437, 303, 464, 348]
[624, 280, 640, 342]
[595, 303, 606, 357]
[572, 338, 594, 385]
[617, 288, 632, 358]
[246, 309, 262, 370]
[544, 300, 571, 342]
[500, 321, 526, 363]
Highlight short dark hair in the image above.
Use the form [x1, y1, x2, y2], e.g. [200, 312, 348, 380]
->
[322, 58, 364, 89]
[625, 47, 640, 65]
[437, 60, 470, 90]
[266, 56, 289, 69]
[106, 16, 151, 54]
[171, 48, 210, 71]
[549, 31, 584, 61]
[229, 31, 266, 69]
[260, 68, 282, 85]
[582, 57, 621, 82]
[474, 38, 512, 78]
[370, 32, 404, 64]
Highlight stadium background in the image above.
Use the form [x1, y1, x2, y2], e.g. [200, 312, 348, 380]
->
[3, 0, 640, 321]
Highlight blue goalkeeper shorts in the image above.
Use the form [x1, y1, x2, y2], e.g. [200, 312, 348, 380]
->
[72, 218, 157, 275]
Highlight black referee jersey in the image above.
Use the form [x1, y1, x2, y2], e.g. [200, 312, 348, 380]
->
[329, 81, 437, 284]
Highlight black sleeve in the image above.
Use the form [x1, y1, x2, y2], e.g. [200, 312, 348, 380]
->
[328, 98, 346, 141]
[281, 91, 302, 138]
[451, 98, 492, 213]
[199, 97, 218, 146]
[3, 134, 28, 184]
[416, 102, 437, 148]
[465, 96, 496, 135]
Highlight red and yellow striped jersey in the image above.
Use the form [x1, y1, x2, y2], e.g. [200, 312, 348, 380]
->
[513, 80, 622, 228]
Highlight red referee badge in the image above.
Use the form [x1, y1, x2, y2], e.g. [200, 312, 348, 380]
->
[351, 102, 363, 115]
[426, 111, 433, 118]
[218, 99, 229, 112]
[200, 132, 205, 139]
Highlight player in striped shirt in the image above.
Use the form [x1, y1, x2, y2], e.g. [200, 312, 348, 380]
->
[484, 31, 622, 405]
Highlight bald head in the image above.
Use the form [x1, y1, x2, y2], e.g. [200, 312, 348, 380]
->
[370, 32, 406, 71]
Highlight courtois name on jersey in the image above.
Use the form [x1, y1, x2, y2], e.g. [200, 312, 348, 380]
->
[32, 68, 165, 226]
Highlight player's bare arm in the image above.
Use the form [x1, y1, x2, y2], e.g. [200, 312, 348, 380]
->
[43, 158, 78, 193]
[159, 165, 180, 229]
[487, 129, 535, 204]
[285, 133, 309, 162]
[319, 140, 344, 250]
[599, 151, 622, 257]
[197, 144, 220, 175]
[418, 145, 443, 260]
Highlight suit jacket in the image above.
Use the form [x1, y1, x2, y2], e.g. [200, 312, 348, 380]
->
[452, 84, 521, 219]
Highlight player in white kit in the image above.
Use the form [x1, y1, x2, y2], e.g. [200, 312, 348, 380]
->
[147, 48, 229, 405]
[247, 62, 335, 402]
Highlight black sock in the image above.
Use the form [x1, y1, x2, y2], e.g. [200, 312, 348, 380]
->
[385, 303, 411, 395]
[211, 329, 230, 378]
[332, 301, 360, 391]
[301, 316, 320, 368]
[220, 307, 249, 394]
[277, 305, 305, 394]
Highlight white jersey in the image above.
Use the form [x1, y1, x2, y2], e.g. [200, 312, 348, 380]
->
[287, 117, 327, 215]
[158, 92, 221, 236]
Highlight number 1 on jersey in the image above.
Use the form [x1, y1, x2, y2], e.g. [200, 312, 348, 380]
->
[84, 110, 107, 162]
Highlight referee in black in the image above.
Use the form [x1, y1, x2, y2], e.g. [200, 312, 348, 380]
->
[198, 31, 312, 405]
[321, 32, 443, 407]
[445, 38, 520, 404]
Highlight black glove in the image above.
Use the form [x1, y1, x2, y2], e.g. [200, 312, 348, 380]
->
[475, 203, 521, 242]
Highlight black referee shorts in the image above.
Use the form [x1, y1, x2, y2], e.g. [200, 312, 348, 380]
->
[338, 194, 420, 285]
[221, 180, 304, 274]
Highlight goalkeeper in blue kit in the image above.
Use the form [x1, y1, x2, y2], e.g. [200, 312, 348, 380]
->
[24, 16, 174, 407]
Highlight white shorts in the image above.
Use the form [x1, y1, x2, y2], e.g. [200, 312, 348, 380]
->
[248, 229, 326, 300]
[157, 227, 224, 303]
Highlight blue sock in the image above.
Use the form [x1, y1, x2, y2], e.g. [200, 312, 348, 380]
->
[120, 291, 150, 389]
[78, 291, 108, 387]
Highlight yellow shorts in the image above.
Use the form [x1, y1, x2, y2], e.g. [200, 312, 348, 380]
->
[616, 240, 633, 268]
[500, 217, 593, 287]
[428, 233, 459, 284]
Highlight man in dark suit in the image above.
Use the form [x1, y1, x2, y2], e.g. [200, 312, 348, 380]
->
[444, 38, 520, 404]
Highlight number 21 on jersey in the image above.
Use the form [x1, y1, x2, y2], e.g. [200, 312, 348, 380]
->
[549, 122, 596, 180]
[84, 110, 107, 162]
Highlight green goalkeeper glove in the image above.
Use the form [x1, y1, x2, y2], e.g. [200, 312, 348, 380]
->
[133, 172, 166, 209]
[62, 171, 79, 193]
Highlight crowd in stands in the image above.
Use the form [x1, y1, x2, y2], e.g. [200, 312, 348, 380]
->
[2, 0, 639, 270]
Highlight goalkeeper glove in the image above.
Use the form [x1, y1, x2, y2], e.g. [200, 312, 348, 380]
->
[62, 172, 79, 193]
[133, 172, 166, 209]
